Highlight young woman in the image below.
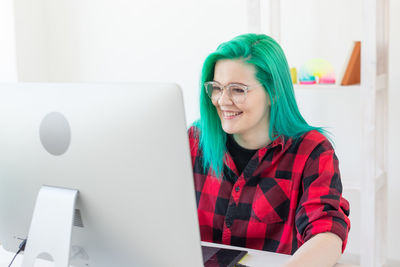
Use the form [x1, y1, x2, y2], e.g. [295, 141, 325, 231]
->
[188, 33, 350, 267]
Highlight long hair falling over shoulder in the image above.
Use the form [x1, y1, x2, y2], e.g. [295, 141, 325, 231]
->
[194, 33, 328, 178]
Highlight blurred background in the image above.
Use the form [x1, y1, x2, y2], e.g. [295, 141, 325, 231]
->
[0, 0, 398, 266]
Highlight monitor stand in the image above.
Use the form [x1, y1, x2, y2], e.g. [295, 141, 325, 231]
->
[21, 185, 78, 267]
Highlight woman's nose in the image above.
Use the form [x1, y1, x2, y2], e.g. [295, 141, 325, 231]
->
[218, 89, 233, 105]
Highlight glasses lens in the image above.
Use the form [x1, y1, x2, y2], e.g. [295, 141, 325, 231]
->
[205, 82, 248, 104]
[228, 84, 247, 104]
[205, 82, 222, 101]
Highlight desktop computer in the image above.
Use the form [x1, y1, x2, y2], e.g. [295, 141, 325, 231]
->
[0, 82, 204, 267]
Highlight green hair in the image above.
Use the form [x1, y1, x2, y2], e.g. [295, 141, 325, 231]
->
[195, 33, 328, 178]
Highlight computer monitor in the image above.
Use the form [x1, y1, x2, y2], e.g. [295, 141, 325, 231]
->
[0, 83, 204, 267]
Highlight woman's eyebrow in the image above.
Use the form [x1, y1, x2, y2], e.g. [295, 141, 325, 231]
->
[212, 80, 247, 86]
[230, 82, 247, 86]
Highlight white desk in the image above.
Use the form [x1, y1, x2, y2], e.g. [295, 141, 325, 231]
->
[202, 242, 359, 267]
[0, 243, 359, 267]
[202, 241, 290, 266]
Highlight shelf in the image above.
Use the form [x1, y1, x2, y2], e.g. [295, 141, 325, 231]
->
[376, 74, 388, 91]
[266, 0, 389, 265]
[375, 170, 386, 192]
[341, 171, 386, 193]
[293, 84, 361, 91]
[343, 180, 361, 191]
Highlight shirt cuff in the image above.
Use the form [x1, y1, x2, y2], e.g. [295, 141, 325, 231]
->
[302, 217, 350, 253]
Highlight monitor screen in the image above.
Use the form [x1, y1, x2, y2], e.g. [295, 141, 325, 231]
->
[0, 82, 203, 267]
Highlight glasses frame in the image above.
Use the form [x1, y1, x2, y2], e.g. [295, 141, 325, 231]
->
[204, 81, 254, 104]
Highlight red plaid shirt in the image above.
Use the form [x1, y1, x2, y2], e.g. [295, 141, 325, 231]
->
[188, 126, 350, 254]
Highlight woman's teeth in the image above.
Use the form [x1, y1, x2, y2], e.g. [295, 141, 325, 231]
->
[223, 111, 242, 118]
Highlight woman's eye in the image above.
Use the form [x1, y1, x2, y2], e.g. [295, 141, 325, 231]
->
[231, 87, 245, 94]
[212, 86, 222, 91]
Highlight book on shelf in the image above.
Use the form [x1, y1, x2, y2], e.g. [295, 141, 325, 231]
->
[341, 41, 361, 85]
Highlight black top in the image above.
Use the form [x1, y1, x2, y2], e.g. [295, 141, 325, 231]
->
[226, 134, 258, 176]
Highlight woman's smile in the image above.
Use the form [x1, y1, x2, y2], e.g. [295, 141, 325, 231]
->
[221, 110, 243, 120]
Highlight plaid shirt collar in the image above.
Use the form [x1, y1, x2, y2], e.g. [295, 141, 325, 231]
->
[225, 135, 289, 179]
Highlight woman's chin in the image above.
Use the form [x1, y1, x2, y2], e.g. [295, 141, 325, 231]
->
[221, 124, 239, 135]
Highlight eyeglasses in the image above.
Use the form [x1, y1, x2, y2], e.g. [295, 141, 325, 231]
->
[204, 81, 254, 104]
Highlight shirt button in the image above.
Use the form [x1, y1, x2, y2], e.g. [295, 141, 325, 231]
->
[226, 218, 232, 228]
[235, 186, 240, 192]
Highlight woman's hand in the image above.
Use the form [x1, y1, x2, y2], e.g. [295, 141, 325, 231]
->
[281, 232, 342, 267]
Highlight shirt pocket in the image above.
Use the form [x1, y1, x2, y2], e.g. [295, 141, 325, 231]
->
[251, 178, 293, 224]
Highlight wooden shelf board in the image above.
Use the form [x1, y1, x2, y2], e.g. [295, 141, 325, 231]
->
[343, 180, 361, 191]
[376, 74, 388, 91]
[342, 170, 386, 192]
[375, 170, 387, 192]
[293, 84, 361, 91]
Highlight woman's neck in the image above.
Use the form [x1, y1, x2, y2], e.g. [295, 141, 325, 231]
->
[233, 131, 271, 150]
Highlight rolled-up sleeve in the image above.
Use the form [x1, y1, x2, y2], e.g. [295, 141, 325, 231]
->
[295, 140, 351, 252]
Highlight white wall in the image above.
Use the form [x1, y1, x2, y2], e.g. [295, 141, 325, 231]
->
[13, 0, 50, 81]
[13, 0, 250, 126]
[0, 0, 17, 81]
[1, 0, 400, 263]
[387, 0, 400, 262]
